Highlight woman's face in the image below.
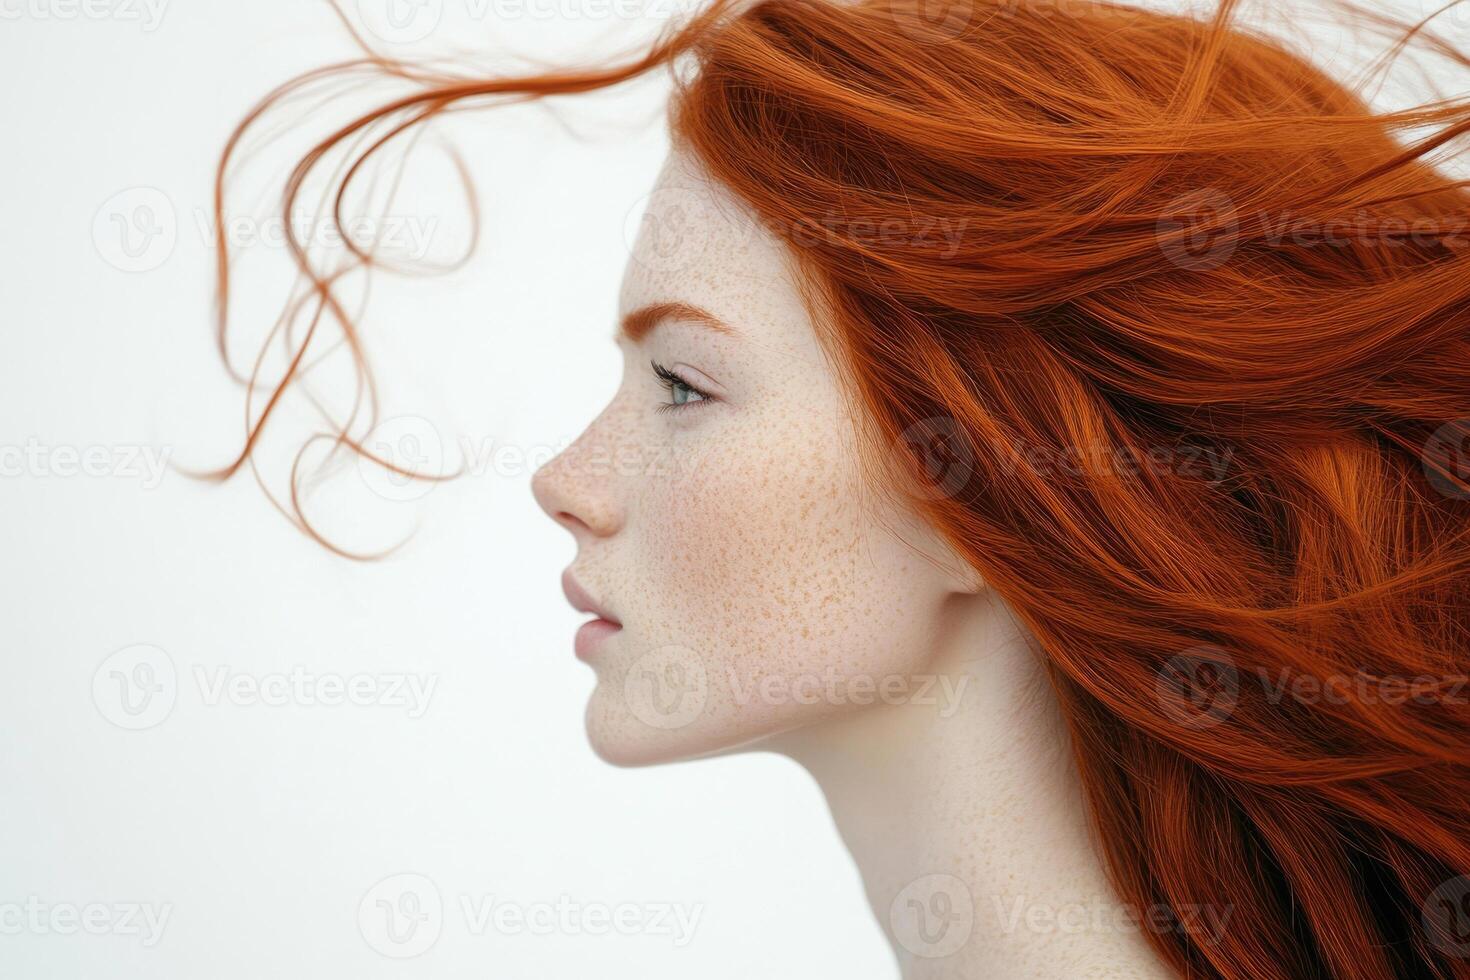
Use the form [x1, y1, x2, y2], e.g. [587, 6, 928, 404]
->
[532, 148, 973, 766]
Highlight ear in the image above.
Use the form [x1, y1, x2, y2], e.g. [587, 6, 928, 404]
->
[939, 540, 987, 596]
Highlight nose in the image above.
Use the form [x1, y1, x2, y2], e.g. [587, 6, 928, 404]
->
[532, 429, 625, 542]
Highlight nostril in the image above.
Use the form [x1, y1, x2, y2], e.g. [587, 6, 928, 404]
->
[556, 511, 591, 533]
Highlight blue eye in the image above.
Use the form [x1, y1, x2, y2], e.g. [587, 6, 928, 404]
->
[650, 359, 714, 415]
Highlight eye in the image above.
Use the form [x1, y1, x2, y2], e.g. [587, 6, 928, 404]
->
[650, 359, 715, 415]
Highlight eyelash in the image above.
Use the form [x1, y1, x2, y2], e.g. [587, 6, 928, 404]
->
[650, 359, 716, 415]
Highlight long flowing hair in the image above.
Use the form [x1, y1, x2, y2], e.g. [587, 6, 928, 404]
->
[203, 1, 1470, 975]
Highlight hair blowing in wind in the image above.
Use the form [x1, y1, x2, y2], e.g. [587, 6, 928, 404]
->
[202, 0, 1470, 976]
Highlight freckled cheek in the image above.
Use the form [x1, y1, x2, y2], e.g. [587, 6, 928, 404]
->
[637, 416, 867, 662]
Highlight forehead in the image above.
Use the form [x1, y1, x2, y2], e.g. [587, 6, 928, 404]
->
[618, 148, 821, 360]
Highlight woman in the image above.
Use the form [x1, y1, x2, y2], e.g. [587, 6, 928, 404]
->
[203, 0, 1470, 976]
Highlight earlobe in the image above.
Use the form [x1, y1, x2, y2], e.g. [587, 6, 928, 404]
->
[887, 509, 987, 596]
[934, 530, 987, 596]
[915, 527, 986, 596]
[948, 556, 986, 597]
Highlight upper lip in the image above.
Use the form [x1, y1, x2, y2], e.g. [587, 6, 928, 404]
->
[561, 569, 621, 626]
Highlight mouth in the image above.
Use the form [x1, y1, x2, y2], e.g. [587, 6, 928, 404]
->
[573, 618, 621, 660]
[561, 568, 622, 660]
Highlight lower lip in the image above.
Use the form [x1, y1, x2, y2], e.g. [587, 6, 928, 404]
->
[574, 619, 621, 660]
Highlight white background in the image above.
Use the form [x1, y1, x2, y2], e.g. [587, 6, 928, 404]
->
[0, 1, 1461, 977]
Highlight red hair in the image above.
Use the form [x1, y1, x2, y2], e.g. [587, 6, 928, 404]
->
[203, 0, 1470, 975]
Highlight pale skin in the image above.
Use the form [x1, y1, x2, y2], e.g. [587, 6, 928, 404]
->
[531, 146, 1182, 979]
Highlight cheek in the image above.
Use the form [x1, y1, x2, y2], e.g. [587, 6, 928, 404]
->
[634, 405, 947, 725]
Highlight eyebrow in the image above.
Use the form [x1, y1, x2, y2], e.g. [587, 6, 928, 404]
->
[617, 301, 739, 343]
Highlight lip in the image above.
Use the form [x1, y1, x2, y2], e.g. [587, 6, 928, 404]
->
[561, 569, 622, 659]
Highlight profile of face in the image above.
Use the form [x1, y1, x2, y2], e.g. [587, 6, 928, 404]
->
[531, 148, 979, 766]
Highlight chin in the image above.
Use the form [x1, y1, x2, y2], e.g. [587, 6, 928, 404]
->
[582, 684, 790, 768]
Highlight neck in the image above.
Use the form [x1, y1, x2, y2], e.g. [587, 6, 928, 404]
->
[768, 590, 1178, 979]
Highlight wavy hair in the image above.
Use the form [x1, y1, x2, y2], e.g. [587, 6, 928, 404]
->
[203, 0, 1470, 975]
